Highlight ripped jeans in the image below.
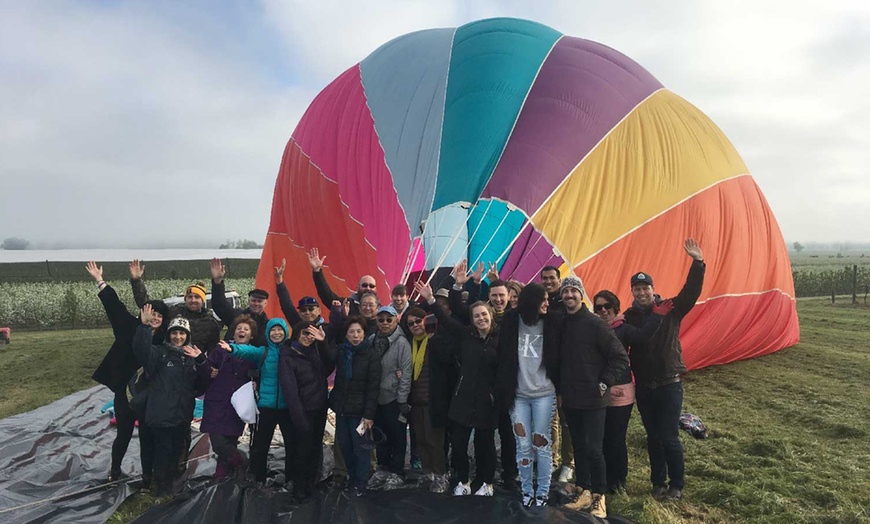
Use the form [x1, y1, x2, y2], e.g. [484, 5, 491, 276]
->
[510, 393, 557, 498]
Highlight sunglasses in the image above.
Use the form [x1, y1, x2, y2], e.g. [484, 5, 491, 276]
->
[407, 318, 424, 326]
[593, 303, 613, 312]
[360, 283, 376, 289]
[299, 306, 319, 312]
[377, 317, 395, 324]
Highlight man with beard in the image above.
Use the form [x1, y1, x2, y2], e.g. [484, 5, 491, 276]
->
[623, 238, 705, 502]
[558, 276, 629, 519]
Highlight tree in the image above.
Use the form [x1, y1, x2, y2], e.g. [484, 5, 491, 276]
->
[793, 241, 804, 254]
[1, 237, 29, 250]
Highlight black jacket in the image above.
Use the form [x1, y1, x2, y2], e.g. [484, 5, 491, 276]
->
[211, 279, 269, 346]
[547, 292, 566, 315]
[495, 309, 562, 412]
[132, 325, 208, 428]
[92, 285, 163, 392]
[329, 339, 381, 420]
[278, 340, 335, 432]
[609, 313, 667, 385]
[624, 259, 706, 387]
[559, 305, 629, 410]
[313, 270, 363, 316]
[132, 278, 221, 352]
[430, 296, 500, 430]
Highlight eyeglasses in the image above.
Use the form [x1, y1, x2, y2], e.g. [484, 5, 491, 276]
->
[376, 317, 395, 324]
[360, 283, 376, 289]
[299, 306, 318, 312]
[407, 318, 423, 326]
[593, 303, 613, 312]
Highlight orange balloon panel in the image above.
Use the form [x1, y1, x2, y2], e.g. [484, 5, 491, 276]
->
[575, 175, 798, 370]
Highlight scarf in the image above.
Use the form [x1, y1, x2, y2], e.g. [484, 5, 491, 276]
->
[412, 334, 428, 381]
[340, 338, 371, 380]
[609, 314, 626, 329]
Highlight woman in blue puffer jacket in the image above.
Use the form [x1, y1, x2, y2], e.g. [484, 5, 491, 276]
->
[217, 317, 290, 483]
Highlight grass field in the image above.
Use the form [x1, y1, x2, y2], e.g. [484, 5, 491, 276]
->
[1, 298, 868, 523]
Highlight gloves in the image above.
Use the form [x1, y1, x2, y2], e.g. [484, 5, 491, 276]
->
[652, 298, 674, 316]
[399, 402, 411, 415]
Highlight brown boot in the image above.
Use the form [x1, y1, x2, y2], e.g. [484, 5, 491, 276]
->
[565, 488, 593, 510]
[590, 493, 607, 518]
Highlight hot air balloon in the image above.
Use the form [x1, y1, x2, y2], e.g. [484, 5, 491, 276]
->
[256, 17, 799, 370]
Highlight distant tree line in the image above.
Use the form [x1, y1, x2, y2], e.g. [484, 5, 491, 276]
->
[1, 237, 29, 250]
[219, 239, 263, 249]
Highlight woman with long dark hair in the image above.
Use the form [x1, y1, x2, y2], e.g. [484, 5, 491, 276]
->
[496, 283, 561, 507]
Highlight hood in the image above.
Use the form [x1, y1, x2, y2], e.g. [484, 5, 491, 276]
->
[265, 317, 290, 351]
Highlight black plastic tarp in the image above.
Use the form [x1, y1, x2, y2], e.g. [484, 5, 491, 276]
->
[131, 480, 634, 524]
[1, 386, 634, 524]
[0, 386, 135, 524]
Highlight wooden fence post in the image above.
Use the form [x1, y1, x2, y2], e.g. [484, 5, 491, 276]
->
[853, 265, 858, 304]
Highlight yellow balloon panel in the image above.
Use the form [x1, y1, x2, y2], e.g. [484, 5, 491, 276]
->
[531, 89, 748, 267]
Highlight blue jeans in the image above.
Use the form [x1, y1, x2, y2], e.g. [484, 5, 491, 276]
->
[334, 415, 371, 490]
[635, 381, 684, 490]
[510, 393, 556, 498]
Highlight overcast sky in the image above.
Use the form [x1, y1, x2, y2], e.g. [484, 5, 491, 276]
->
[1, 1, 868, 248]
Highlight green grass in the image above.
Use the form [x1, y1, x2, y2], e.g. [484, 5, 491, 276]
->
[2, 298, 868, 523]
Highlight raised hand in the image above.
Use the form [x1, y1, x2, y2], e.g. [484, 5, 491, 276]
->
[210, 258, 226, 283]
[85, 261, 103, 282]
[684, 238, 703, 261]
[471, 262, 485, 284]
[274, 258, 287, 284]
[309, 326, 326, 341]
[414, 281, 434, 303]
[217, 340, 232, 352]
[652, 298, 675, 316]
[486, 262, 499, 282]
[129, 259, 145, 280]
[341, 298, 350, 317]
[308, 248, 326, 272]
[183, 345, 202, 358]
[453, 259, 469, 286]
[140, 304, 154, 325]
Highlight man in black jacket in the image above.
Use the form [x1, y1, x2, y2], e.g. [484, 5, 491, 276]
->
[210, 257, 302, 345]
[623, 238, 705, 501]
[558, 275, 629, 519]
[308, 247, 377, 316]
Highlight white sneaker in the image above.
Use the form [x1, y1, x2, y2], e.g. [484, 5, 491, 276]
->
[453, 481, 471, 496]
[474, 483, 494, 496]
[557, 465, 574, 483]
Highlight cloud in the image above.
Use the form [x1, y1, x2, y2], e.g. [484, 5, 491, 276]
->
[1, 0, 868, 248]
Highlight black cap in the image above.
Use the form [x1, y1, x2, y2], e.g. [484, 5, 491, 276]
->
[298, 296, 318, 308]
[630, 272, 654, 287]
[248, 289, 269, 299]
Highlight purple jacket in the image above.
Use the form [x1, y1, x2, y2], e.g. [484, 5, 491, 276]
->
[198, 347, 255, 436]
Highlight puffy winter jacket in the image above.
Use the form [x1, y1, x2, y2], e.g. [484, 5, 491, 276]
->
[278, 340, 335, 432]
[131, 325, 207, 427]
[330, 339, 381, 420]
[132, 278, 222, 352]
[230, 318, 289, 409]
[370, 328, 412, 406]
[558, 305, 629, 410]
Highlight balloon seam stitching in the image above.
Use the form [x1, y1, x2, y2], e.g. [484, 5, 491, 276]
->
[696, 288, 796, 304]
[571, 172, 750, 268]
[355, 62, 413, 241]
[529, 87, 667, 218]
[474, 34, 566, 205]
[424, 26, 458, 218]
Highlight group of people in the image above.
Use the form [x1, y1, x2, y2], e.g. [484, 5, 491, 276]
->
[87, 238, 706, 519]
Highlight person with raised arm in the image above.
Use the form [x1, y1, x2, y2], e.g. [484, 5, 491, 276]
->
[87, 261, 169, 485]
[307, 247, 377, 317]
[623, 238, 706, 501]
[130, 259, 221, 353]
[415, 268, 500, 498]
[278, 321, 335, 501]
[132, 305, 209, 496]
[215, 318, 291, 484]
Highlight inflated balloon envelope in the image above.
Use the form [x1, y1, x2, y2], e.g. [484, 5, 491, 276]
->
[256, 17, 799, 371]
